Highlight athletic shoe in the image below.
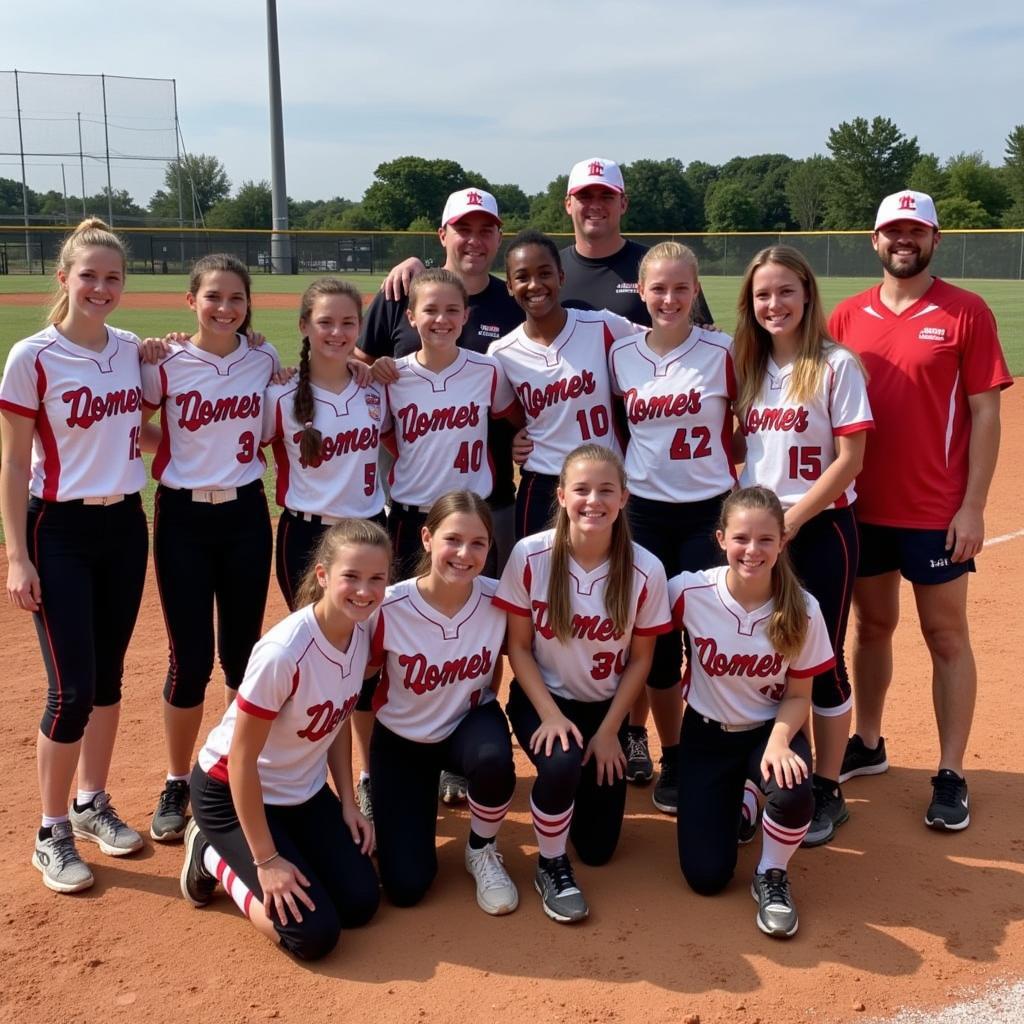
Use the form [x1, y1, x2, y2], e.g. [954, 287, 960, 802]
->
[738, 804, 761, 846]
[925, 769, 970, 831]
[356, 778, 373, 823]
[465, 842, 519, 916]
[151, 779, 190, 841]
[802, 779, 850, 847]
[32, 821, 94, 894]
[751, 869, 799, 938]
[838, 734, 888, 783]
[439, 771, 468, 806]
[180, 819, 217, 907]
[534, 854, 589, 924]
[652, 751, 678, 815]
[69, 791, 143, 856]
[624, 726, 654, 785]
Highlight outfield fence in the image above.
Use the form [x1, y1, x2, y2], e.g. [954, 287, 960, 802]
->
[2, 226, 1023, 281]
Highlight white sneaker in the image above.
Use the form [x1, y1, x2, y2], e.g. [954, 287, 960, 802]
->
[465, 842, 518, 916]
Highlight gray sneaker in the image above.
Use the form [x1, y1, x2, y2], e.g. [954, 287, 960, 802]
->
[151, 779, 190, 841]
[70, 791, 143, 856]
[751, 869, 799, 938]
[439, 770, 468, 806]
[534, 855, 589, 924]
[32, 821, 95, 893]
[356, 778, 374, 822]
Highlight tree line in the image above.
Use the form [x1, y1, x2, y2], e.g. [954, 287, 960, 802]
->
[4, 118, 1024, 233]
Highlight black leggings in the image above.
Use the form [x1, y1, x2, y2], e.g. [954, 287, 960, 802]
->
[515, 470, 558, 540]
[153, 481, 272, 707]
[786, 505, 859, 713]
[191, 765, 379, 961]
[27, 494, 148, 744]
[370, 699, 515, 907]
[628, 492, 727, 689]
[507, 679, 627, 866]
[676, 706, 813, 896]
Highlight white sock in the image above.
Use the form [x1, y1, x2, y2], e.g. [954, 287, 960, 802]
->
[203, 843, 255, 918]
[757, 813, 809, 874]
[468, 794, 512, 841]
[359, 770, 370, 783]
[741, 780, 760, 825]
[531, 798, 573, 860]
[76, 789, 103, 808]
[42, 814, 68, 829]
[167, 771, 191, 784]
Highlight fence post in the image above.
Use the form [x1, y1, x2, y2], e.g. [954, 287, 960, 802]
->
[1018, 231, 1023, 281]
[826, 233, 831, 277]
[961, 233, 967, 279]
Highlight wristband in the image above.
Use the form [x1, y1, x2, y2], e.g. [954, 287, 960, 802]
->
[253, 850, 280, 868]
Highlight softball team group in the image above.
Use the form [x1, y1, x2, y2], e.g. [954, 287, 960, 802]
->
[0, 194, 1000, 962]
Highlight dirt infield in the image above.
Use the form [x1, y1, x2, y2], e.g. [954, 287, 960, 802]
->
[0, 393, 1021, 1024]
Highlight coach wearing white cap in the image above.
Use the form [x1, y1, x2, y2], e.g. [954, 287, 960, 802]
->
[828, 190, 1012, 832]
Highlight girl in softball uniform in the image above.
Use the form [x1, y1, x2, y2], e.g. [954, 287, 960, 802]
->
[734, 245, 872, 847]
[487, 230, 637, 540]
[495, 444, 670, 923]
[669, 486, 834, 939]
[141, 254, 279, 844]
[608, 241, 736, 815]
[368, 491, 517, 915]
[384, 269, 517, 578]
[1, 219, 149, 893]
[179, 519, 385, 961]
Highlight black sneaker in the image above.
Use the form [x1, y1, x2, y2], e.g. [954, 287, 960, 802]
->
[624, 726, 654, 784]
[534, 854, 589, 923]
[838, 734, 888, 783]
[751, 869, 799, 938]
[802, 778, 850, 847]
[925, 769, 970, 831]
[151, 779, 190, 842]
[179, 819, 217, 907]
[738, 804, 760, 845]
[652, 749, 678, 815]
[439, 771, 468, 806]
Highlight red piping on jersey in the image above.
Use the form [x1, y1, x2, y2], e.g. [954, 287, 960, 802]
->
[491, 596, 531, 617]
[236, 695, 277, 720]
[207, 754, 229, 784]
[0, 398, 36, 417]
[272, 399, 290, 508]
[789, 656, 837, 679]
[635, 621, 673, 636]
[151, 365, 171, 480]
[833, 419, 873, 437]
[34, 359, 62, 500]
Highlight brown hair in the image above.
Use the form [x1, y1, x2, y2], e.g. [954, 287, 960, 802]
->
[638, 240, 699, 285]
[293, 518, 391, 608]
[547, 444, 634, 643]
[734, 245, 863, 418]
[414, 491, 494, 577]
[408, 267, 468, 312]
[718, 486, 807, 659]
[47, 217, 127, 326]
[293, 277, 364, 466]
[188, 253, 253, 335]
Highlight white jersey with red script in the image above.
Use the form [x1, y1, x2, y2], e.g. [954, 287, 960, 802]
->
[0, 325, 147, 501]
[494, 529, 672, 702]
[141, 337, 280, 490]
[608, 327, 737, 502]
[668, 566, 835, 727]
[368, 576, 504, 744]
[197, 604, 370, 805]
[829, 278, 1012, 529]
[738, 344, 873, 510]
[263, 377, 387, 519]
[488, 308, 635, 476]
[383, 348, 515, 507]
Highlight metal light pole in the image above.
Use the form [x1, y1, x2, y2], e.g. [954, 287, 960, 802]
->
[266, 0, 292, 273]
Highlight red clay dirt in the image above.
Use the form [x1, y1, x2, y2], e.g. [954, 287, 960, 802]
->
[0, 383, 1021, 1024]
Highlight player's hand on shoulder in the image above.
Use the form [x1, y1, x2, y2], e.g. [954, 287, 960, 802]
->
[257, 854, 316, 924]
[271, 366, 297, 386]
[138, 333, 183, 363]
[6, 555, 41, 613]
[946, 504, 984, 562]
[347, 358, 373, 387]
[582, 726, 627, 785]
[382, 257, 425, 301]
[760, 739, 808, 790]
[370, 356, 400, 385]
[512, 426, 534, 466]
[244, 327, 268, 349]
[530, 711, 583, 757]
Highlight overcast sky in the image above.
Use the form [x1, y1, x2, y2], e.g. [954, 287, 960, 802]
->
[4, 0, 1023, 206]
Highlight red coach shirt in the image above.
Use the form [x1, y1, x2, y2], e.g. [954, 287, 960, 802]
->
[829, 278, 1012, 529]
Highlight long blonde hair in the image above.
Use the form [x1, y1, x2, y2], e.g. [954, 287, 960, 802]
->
[47, 218, 127, 325]
[547, 445, 634, 643]
[719, 486, 807, 659]
[293, 518, 391, 608]
[734, 245, 845, 418]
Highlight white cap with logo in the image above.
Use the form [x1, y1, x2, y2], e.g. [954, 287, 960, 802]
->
[566, 158, 625, 196]
[874, 190, 940, 230]
[440, 188, 502, 228]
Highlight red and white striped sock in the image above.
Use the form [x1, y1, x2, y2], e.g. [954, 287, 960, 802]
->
[741, 780, 760, 826]
[531, 798, 573, 860]
[757, 812, 809, 873]
[202, 844, 256, 919]
[468, 794, 512, 841]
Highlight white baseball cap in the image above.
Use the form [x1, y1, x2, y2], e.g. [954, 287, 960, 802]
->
[440, 188, 502, 228]
[874, 190, 940, 230]
[566, 158, 625, 196]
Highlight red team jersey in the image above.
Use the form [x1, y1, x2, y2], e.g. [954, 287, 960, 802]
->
[369, 576, 505, 744]
[488, 309, 635, 475]
[383, 349, 515, 507]
[494, 530, 672, 702]
[197, 604, 371, 805]
[0, 325, 147, 501]
[829, 279, 1012, 529]
[669, 566, 835, 727]
[739, 344, 873, 510]
[608, 327, 737, 502]
[263, 378, 387, 519]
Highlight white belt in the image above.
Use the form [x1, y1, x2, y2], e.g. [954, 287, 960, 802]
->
[288, 509, 341, 526]
[191, 487, 238, 504]
[82, 494, 125, 506]
[701, 715, 764, 733]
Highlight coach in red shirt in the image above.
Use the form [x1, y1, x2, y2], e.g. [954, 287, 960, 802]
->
[828, 190, 1012, 831]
